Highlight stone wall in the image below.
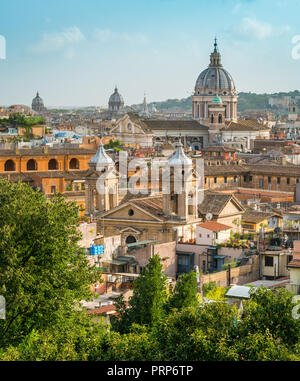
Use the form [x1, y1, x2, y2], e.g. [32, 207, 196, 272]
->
[200, 255, 260, 288]
[130, 241, 177, 278]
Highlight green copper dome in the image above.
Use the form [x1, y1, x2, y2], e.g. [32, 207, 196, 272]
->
[212, 95, 222, 104]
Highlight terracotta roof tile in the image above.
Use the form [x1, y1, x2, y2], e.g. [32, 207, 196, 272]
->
[197, 221, 231, 232]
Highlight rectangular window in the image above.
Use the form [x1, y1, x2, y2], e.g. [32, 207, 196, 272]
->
[224, 176, 227, 184]
[265, 256, 274, 267]
[207, 234, 210, 238]
[244, 176, 247, 182]
[277, 177, 281, 185]
[51, 185, 56, 193]
[268, 177, 272, 184]
[214, 177, 217, 184]
[205, 177, 207, 184]
[234, 176, 237, 183]
[249, 176, 253, 182]
[287, 178, 290, 185]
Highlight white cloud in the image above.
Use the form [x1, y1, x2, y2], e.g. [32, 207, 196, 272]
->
[29, 26, 85, 54]
[235, 17, 290, 40]
[93, 28, 147, 44]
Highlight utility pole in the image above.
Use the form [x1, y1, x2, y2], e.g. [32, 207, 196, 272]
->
[227, 264, 231, 287]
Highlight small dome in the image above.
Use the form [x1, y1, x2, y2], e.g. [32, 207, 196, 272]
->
[168, 143, 192, 167]
[212, 95, 222, 104]
[89, 142, 114, 167]
[108, 87, 124, 111]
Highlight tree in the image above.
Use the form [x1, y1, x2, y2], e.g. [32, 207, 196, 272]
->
[238, 287, 300, 347]
[166, 271, 199, 312]
[233, 330, 295, 361]
[153, 303, 239, 361]
[0, 180, 99, 347]
[111, 254, 168, 333]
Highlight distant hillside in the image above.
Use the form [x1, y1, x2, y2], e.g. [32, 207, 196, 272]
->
[146, 91, 300, 113]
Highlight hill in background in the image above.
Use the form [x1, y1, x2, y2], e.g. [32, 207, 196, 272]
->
[141, 90, 300, 113]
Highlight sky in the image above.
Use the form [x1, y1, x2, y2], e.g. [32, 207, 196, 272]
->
[0, 0, 300, 107]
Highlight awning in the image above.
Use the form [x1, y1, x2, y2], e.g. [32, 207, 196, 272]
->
[225, 285, 254, 299]
[127, 240, 158, 248]
[103, 256, 136, 266]
[176, 251, 195, 256]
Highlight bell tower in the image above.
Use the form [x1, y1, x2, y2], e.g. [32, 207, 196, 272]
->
[85, 141, 118, 216]
[163, 142, 198, 221]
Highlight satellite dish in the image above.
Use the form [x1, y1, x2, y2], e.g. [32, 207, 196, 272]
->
[206, 213, 213, 221]
[293, 223, 299, 230]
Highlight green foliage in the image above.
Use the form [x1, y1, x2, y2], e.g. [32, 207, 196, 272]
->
[90, 325, 158, 361]
[104, 139, 124, 150]
[153, 303, 239, 361]
[0, 113, 46, 127]
[221, 261, 238, 271]
[238, 92, 270, 111]
[0, 313, 107, 361]
[238, 287, 300, 346]
[111, 254, 168, 333]
[166, 271, 199, 312]
[202, 281, 217, 296]
[205, 286, 228, 301]
[234, 330, 294, 361]
[0, 179, 99, 347]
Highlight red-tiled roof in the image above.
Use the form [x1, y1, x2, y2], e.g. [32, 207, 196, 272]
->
[197, 221, 231, 232]
[86, 304, 116, 315]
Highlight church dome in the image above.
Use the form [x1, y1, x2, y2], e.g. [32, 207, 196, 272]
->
[108, 87, 124, 111]
[194, 39, 236, 96]
[89, 141, 114, 167]
[168, 142, 192, 167]
[212, 95, 223, 104]
[32, 91, 45, 111]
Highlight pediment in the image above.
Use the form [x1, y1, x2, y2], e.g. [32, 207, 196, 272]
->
[98, 201, 164, 222]
[119, 226, 143, 234]
[111, 114, 146, 135]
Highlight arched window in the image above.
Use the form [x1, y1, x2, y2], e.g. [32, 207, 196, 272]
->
[48, 159, 58, 170]
[211, 114, 214, 124]
[4, 159, 16, 172]
[126, 235, 137, 244]
[27, 159, 37, 171]
[69, 158, 79, 170]
[218, 114, 223, 124]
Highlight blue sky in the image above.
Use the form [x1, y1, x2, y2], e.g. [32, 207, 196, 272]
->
[0, 0, 300, 107]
